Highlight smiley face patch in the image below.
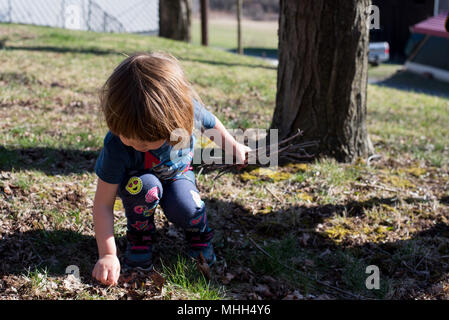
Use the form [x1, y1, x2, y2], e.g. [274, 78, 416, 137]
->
[126, 177, 142, 195]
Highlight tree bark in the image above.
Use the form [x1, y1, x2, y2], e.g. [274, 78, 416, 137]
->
[271, 0, 373, 163]
[159, 0, 192, 42]
[200, 0, 209, 46]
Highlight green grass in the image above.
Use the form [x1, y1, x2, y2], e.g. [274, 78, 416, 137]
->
[248, 236, 313, 288]
[368, 84, 449, 167]
[160, 256, 226, 300]
[26, 267, 50, 291]
[191, 18, 278, 50]
[368, 63, 403, 81]
[0, 22, 448, 300]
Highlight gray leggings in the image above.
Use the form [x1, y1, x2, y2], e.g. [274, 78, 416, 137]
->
[117, 169, 210, 235]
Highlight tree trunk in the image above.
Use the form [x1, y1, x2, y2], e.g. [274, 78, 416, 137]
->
[237, 0, 243, 54]
[159, 0, 192, 42]
[200, 0, 209, 46]
[271, 0, 373, 163]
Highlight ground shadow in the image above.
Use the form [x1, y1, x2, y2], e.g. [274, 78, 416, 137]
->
[179, 57, 277, 70]
[203, 196, 449, 299]
[4, 45, 277, 70]
[0, 146, 98, 175]
[227, 47, 278, 60]
[374, 70, 449, 98]
[0, 229, 97, 278]
[4, 45, 119, 56]
[0, 226, 192, 281]
[0, 193, 447, 299]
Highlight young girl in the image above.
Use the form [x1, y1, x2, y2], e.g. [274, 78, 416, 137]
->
[91, 52, 251, 286]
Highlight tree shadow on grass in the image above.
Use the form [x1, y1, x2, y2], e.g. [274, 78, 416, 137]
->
[4, 45, 277, 70]
[204, 196, 449, 299]
[373, 70, 449, 98]
[0, 229, 97, 278]
[0, 225, 225, 299]
[179, 57, 277, 70]
[227, 47, 278, 60]
[4, 45, 119, 56]
[0, 146, 98, 175]
[1, 193, 447, 299]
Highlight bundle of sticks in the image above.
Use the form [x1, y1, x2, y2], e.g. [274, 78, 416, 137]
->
[197, 129, 319, 180]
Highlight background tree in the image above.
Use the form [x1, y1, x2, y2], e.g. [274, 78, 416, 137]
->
[270, 0, 374, 163]
[200, 0, 209, 46]
[237, 0, 243, 54]
[159, 0, 192, 42]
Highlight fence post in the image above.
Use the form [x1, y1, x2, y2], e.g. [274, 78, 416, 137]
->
[7, 0, 12, 23]
[103, 12, 107, 32]
[237, 0, 243, 54]
[60, 0, 66, 28]
[87, 0, 92, 31]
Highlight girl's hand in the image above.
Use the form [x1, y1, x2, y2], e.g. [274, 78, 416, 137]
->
[234, 143, 252, 169]
[92, 254, 121, 286]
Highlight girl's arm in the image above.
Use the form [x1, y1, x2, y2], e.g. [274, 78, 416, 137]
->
[211, 116, 252, 167]
[92, 178, 120, 285]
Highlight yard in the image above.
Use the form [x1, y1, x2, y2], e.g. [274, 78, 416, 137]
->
[0, 23, 448, 300]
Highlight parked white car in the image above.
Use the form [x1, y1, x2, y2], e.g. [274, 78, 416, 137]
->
[369, 42, 390, 66]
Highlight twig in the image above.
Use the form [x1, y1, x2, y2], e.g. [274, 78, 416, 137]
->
[264, 185, 283, 203]
[248, 129, 304, 155]
[196, 167, 204, 184]
[354, 182, 398, 193]
[213, 166, 233, 180]
[280, 152, 315, 159]
[198, 129, 318, 176]
[367, 154, 382, 167]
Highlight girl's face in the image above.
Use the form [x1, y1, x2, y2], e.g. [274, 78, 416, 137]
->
[119, 136, 165, 152]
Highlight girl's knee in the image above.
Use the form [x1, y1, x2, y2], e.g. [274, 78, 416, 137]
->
[166, 201, 208, 230]
[119, 173, 163, 208]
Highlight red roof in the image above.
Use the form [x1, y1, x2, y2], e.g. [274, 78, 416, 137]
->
[412, 13, 449, 39]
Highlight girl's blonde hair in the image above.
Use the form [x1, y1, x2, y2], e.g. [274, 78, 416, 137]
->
[100, 52, 202, 146]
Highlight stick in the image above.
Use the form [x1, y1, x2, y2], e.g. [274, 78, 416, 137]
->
[248, 129, 306, 155]
[197, 130, 318, 178]
[264, 185, 283, 203]
[354, 182, 398, 193]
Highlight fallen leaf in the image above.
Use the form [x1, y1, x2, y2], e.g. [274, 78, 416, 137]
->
[151, 271, 165, 291]
[301, 233, 310, 246]
[3, 185, 12, 195]
[221, 273, 235, 285]
[305, 259, 315, 267]
[63, 274, 82, 291]
[283, 290, 304, 300]
[254, 284, 272, 298]
[196, 252, 211, 280]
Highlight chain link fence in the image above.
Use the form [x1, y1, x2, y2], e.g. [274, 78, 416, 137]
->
[0, 0, 159, 34]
